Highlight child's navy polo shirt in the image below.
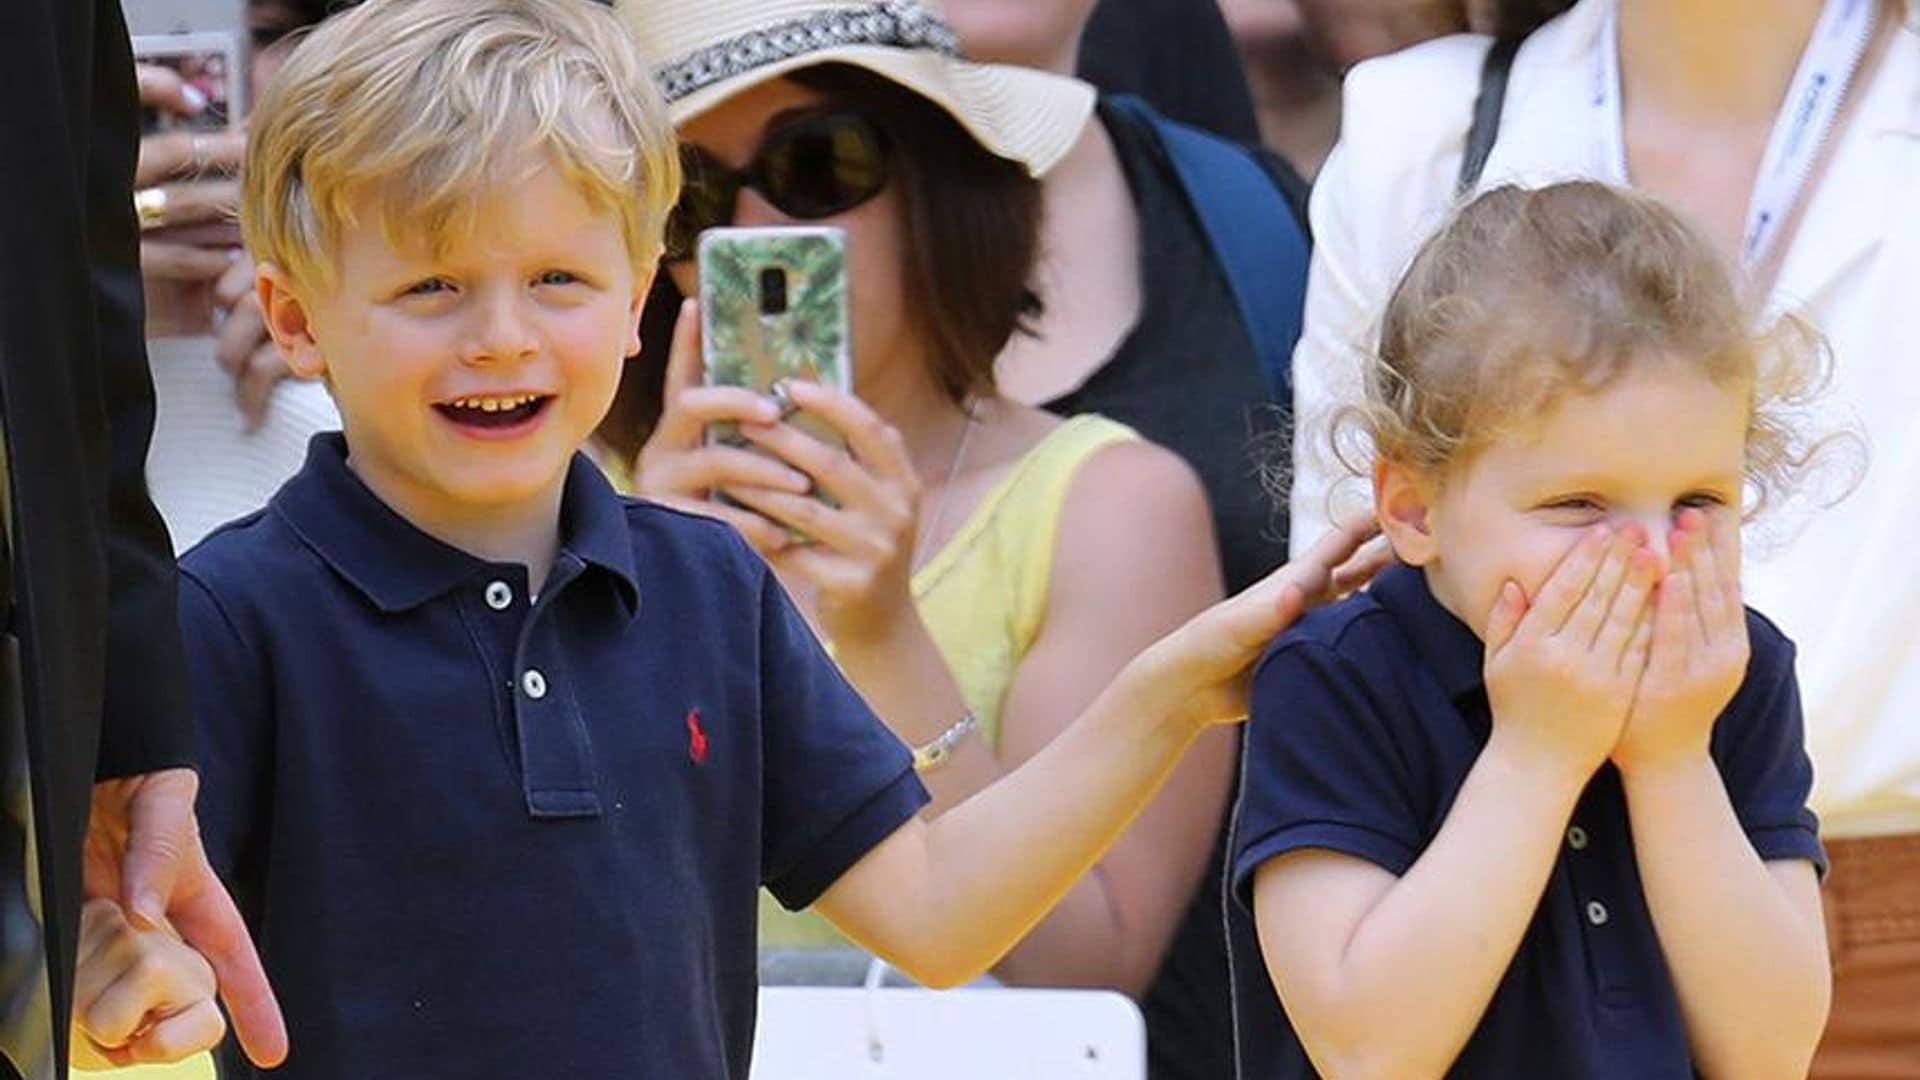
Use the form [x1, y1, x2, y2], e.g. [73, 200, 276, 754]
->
[1227, 564, 1823, 1080]
[181, 434, 929, 1080]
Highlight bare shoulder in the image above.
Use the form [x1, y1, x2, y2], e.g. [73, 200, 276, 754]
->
[1055, 432, 1218, 587]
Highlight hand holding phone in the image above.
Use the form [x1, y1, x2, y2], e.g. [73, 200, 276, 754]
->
[131, 31, 248, 338]
[633, 233, 924, 636]
[631, 297, 818, 555]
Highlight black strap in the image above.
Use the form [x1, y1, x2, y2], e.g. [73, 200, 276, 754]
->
[1458, 36, 1523, 196]
[1104, 95, 1310, 405]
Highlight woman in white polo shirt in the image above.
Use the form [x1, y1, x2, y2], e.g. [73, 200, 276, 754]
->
[1288, 1, 1920, 1073]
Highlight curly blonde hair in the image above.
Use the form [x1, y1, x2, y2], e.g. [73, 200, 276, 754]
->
[1334, 181, 1849, 518]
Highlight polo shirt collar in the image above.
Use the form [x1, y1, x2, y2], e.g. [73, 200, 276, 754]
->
[273, 433, 640, 616]
[1370, 563, 1486, 702]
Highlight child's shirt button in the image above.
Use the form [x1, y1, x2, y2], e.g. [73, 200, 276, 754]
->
[1566, 825, 1589, 851]
[1585, 900, 1610, 927]
[485, 581, 514, 610]
[522, 669, 548, 699]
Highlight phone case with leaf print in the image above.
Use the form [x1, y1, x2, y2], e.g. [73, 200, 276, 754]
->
[697, 227, 853, 524]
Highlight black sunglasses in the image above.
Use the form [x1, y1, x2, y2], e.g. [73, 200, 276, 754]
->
[665, 110, 891, 261]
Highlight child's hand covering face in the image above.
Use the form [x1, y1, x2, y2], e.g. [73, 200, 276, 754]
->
[1611, 507, 1750, 772]
[70, 898, 225, 1069]
[1482, 524, 1661, 779]
[1121, 514, 1391, 731]
[1478, 507, 1752, 779]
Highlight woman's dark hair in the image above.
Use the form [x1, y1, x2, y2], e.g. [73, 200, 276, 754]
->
[597, 63, 1046, 462]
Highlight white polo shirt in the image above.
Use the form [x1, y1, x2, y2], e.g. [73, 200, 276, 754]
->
[1290, 0, 1920, 837]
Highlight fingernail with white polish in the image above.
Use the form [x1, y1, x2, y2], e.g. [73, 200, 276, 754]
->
[182, 85, 209, 113]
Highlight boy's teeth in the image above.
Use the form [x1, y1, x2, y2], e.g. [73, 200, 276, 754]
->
[450, 394, 538, 411]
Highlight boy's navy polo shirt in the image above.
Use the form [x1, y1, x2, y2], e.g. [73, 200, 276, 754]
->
[181, 434, 929, 1080]
[1226, 564, 1823, 1080]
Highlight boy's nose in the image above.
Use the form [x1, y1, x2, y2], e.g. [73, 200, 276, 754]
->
[464, 291, 538, 365]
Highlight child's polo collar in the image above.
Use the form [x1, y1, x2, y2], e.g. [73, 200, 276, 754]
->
[272, 433, 641, 618]
[1369, 563, 1486, 703]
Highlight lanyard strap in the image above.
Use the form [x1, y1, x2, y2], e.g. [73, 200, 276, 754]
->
[1592, 0, 1877, 268]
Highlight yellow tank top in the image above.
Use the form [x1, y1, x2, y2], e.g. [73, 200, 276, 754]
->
[760, 414, 1140, 949]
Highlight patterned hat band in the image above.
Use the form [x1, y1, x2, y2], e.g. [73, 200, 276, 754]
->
[654, 1, 962, 103]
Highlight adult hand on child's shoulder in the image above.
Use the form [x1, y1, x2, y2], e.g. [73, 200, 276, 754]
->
[1611, 508, 1749, 774]
[1120, 515, 1388, 732]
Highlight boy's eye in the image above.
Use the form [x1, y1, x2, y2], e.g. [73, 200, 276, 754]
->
[1676, 492, 1728, 511]
[402, 277, 452, 297]
[535, 270, 581, 287]
[1542, 496, 1603, 514]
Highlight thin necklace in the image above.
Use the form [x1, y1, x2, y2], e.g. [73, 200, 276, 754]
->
[912, 398, 979, 573]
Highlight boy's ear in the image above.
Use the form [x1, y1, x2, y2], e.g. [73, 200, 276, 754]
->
[1373, 458, 1440, 567]
[256, 262, 327, 380]
[626, 265, 656, 358]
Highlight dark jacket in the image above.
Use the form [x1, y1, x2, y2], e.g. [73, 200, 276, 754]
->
[0, 0, 195, 1066]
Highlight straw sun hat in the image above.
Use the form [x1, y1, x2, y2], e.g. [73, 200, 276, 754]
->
[615, 0, 1097, 177]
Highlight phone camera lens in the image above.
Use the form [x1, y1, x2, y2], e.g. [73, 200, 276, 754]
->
[758, 267, 789, 316]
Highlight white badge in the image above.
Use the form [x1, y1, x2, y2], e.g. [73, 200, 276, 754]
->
[1591, 0, 1877, 268]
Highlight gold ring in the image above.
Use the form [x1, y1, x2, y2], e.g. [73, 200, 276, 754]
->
[134, 186, 168, 230]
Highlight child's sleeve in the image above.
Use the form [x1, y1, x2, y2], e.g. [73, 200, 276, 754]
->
[177, 570, 272, 885]
[1231, 638, 1425, 912]
[1712, 611, 1825, 873]
[751, 562, 931, 912]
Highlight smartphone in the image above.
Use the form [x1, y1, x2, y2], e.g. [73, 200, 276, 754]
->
[698, 226, 853, 460]
[127, 0, 246, 135]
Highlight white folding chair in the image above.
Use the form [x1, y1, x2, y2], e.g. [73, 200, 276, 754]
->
[751, 961, 1146, 1079]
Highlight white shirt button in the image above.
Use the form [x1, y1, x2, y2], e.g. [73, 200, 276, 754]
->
[1586, 900, 1610, 927]
[484, 581, 513, 610]
[1567, 825, 1589, 851]
[521, 669, 547, 700]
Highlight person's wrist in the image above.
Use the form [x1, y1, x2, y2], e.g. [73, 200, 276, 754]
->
[1484, 724, 1604, 796]
[1101, 647, 1216, 746]
[1613, 738, 1714, 782]
[821, 587, 918, 649]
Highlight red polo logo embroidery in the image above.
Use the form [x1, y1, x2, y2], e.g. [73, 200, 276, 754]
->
[686, 708, 709, 765]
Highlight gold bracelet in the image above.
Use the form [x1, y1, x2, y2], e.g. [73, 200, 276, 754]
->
[911, 711, 978, 773]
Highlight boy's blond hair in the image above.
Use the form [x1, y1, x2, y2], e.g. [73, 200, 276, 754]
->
[242, 0, 680, 288]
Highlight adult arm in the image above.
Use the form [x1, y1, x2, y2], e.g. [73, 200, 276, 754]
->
[79, 4, 286, 1064]
[87, 0, 193, 783]
[984, 442, 1231, 994]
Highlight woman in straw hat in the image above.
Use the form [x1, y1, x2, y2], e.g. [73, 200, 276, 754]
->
[614, 0, 1238, 996]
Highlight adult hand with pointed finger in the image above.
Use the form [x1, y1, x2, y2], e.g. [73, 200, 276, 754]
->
[83, 770, 288, 1068]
